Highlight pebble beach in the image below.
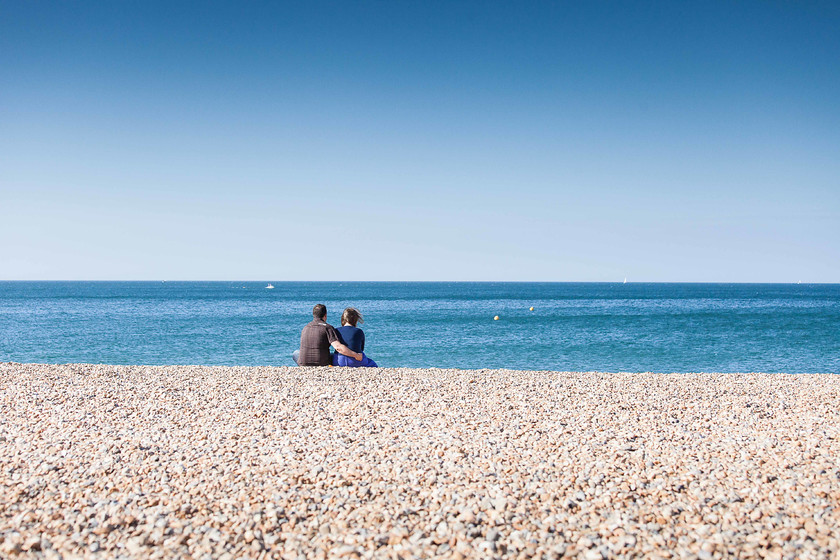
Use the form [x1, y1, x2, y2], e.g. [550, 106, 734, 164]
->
[1, 363, 838, 559]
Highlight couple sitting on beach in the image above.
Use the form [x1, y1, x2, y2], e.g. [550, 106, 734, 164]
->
[292, 304, 378, 367]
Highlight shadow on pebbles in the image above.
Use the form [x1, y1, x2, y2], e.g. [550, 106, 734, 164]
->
[1, 363, 839, 559]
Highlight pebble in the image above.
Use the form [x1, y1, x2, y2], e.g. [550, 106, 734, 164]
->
[1, 362, 839, 559]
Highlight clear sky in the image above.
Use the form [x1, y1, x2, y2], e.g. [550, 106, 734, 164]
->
[1, 1, 838, 281]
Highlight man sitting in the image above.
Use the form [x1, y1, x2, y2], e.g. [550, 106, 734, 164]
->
[292, 304, 363, 366]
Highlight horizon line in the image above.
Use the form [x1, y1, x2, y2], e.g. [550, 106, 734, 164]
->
[1, 280, 836, 285]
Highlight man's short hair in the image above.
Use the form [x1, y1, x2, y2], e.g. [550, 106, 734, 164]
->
[312, 304, 327, 319]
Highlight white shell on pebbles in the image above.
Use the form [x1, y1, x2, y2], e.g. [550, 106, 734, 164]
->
[1, 363, 839, 559]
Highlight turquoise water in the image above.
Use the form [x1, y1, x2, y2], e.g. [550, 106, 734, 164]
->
[1, 282, 838, 373]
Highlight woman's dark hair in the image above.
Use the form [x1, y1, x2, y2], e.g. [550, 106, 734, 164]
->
[341, 307, 363, 326]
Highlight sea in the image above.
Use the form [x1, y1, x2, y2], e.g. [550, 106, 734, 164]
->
[1, 282, 838, 373]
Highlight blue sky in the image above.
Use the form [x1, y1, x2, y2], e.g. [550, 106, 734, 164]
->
[1, 1, 838, 281]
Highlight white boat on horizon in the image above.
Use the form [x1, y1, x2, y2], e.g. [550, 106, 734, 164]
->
[266, 284, 274, 289]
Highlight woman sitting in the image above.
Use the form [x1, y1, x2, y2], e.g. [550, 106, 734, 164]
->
[332, 307, 378, 367]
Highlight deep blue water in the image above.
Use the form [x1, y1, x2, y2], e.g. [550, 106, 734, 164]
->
[1, 282, 838, 373]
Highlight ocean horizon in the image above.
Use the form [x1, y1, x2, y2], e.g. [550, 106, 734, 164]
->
[2, 281, 838, 373]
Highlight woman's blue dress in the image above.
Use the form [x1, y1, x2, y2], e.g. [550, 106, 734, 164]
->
[332, 325, 378, 367]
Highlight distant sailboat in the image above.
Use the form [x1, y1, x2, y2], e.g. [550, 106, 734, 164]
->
[623, 277, 627, 284]
[266, 284, 275, 289]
